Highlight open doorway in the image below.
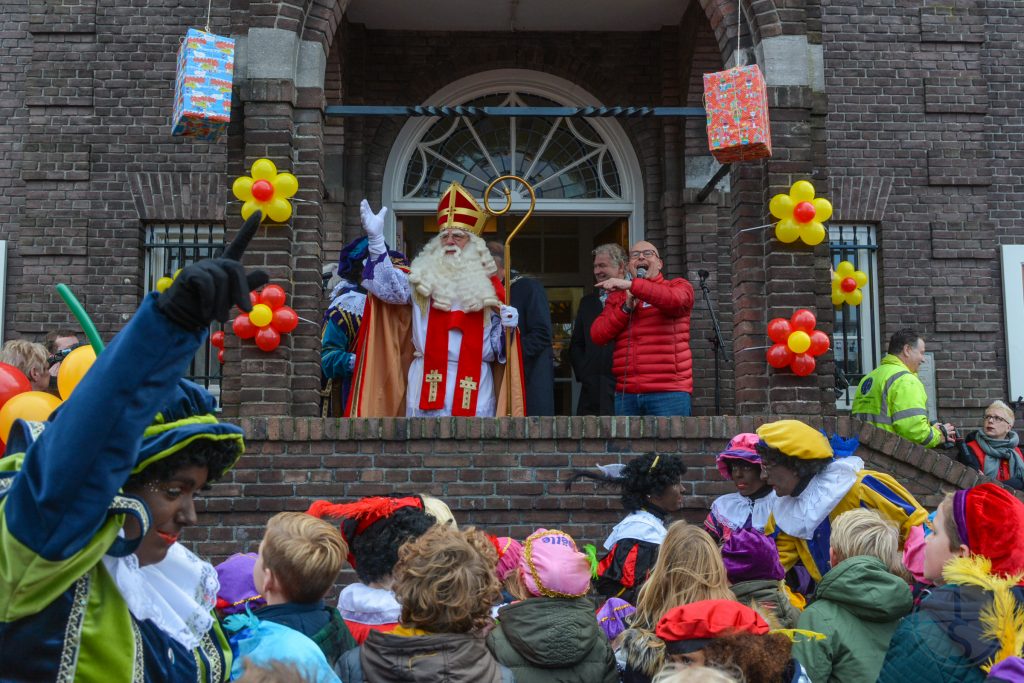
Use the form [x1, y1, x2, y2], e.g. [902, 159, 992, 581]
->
[396, 213, 628, 415]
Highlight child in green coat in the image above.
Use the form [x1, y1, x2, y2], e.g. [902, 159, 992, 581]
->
[792, 508, 913, 682]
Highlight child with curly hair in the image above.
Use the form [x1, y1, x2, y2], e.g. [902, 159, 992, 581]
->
[566, 452, 687, 602]
[338, 524, 514, 683]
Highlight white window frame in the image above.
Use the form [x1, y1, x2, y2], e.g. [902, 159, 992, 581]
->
[382, 69, 645, 245]
[831, 224, 882, 410]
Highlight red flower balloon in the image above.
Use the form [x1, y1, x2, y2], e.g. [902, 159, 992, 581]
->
[791, 353, 817, 377]
[260, 284, 287, 309]
[765, 310, 830, 376]
[255, 326, 281, 352]
[231, 284, 299, 353]
[272, 306, 298, 334]
[233, 314, 258, 339]
[210, 330, 226, 349]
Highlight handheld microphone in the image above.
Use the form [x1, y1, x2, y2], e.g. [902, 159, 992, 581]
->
[698, 269, 710, 280]
[636, 267, 647, 279]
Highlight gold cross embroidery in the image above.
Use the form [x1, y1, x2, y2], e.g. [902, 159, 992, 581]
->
[458, 376, 478, 411]
[425, 369, 443, 402]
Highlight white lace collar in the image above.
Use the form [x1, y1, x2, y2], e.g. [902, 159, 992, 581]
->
[711, 490, 778, 533]
[101, 542, 219, 649]
[770, 457, 864, 539]
[329, 289, 366, 317]
[603, 509, 667, 549]
[337, 583, 401, 625]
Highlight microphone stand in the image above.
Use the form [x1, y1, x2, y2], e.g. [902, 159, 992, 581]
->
[699, 271, 730, 414]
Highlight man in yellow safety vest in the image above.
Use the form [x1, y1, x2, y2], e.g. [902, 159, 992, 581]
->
[852, 328, 957, 448]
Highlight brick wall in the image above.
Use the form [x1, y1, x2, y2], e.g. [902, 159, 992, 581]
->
[822, 0, 1024, 426]
[1, 0, 231, 344]
[184, 415, 982, 591]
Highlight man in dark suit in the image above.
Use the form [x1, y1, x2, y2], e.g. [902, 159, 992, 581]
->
[569, 243, 626, 415]
[487, 242, 555, 416]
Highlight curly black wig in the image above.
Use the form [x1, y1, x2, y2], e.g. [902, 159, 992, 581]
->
[755, 440, 831, 480]
[565, 452, 687, 513]
[351, 506, 435, 584]
[124, 438, 240, 490]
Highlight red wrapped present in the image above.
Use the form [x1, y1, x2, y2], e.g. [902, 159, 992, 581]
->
[703, 65, 772, 163]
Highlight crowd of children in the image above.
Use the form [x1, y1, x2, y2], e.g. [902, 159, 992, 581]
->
[2, 229, 1022, 682]
[200, 419, 1024, 683]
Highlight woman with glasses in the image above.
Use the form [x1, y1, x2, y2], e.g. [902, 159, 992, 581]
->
[956, 400, 1024, 490]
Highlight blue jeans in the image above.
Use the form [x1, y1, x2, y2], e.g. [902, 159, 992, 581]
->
[615, 391, 692, 417]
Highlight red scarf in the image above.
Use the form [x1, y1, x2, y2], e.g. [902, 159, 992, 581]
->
[419, 307, 485, 416]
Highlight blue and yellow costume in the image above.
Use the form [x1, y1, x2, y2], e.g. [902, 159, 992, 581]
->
[0, 294, 244, 682]
[760, 420, 927, 583]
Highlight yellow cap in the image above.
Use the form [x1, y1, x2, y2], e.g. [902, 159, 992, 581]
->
[756, 420, 833, 460]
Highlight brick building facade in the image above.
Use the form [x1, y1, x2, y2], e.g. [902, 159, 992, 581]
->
[1, 0, 1021, 561]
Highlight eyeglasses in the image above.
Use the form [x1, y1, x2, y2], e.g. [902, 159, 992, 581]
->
[629, 249, 659, 260]
[984, 414, 1012, 426]
[47, 343, 86, 367]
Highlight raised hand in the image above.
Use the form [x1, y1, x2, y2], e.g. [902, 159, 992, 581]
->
[360, 199, 388, 254]
[157, 211, 270, 330]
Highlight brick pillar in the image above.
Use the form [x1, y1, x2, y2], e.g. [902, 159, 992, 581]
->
[221, 79, 326, 418]
[731, 85, 834, 417]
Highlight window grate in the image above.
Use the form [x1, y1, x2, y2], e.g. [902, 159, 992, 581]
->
[143, 224, 226, 403]
[830, 224, 881, 410]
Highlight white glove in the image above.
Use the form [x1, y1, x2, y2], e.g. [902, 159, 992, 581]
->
[499, 305, 519, 329]
[360, 199, 387, 254]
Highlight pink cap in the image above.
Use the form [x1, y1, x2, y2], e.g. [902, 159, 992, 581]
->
[495, 537, 523, 582]
[520, 528, 592, 598]
[716, 433, 762, 480]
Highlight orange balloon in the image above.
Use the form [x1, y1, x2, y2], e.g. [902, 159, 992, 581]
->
[0, 391, 62, 443]
[58, 346, 97, 400]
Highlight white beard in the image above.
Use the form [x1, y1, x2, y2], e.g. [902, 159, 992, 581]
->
[409, 235, 501, 312]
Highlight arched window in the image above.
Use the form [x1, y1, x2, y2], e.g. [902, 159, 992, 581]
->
[382, 69, 643, 241]
[401, 91, 623, 201]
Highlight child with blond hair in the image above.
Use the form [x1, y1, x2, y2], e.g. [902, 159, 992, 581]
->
[792, 508, 913, 682]
[222, 512, 349, 681]
[249, 512, 356, 667]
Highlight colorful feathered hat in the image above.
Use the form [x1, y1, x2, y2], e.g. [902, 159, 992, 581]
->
[756, 419, 833, 460]
[306, 495, 425, 569]
[716, 433, 762, 480]
[436, 182, 489, 235]
[655, 599, 770, 654]
[953, 483, 1024, 580]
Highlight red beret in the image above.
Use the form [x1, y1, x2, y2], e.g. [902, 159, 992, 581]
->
[955, 483, 1024, 580]
[655, 600, 769, 654]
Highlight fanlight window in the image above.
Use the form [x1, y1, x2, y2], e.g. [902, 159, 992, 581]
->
[402, 92, 623, 201]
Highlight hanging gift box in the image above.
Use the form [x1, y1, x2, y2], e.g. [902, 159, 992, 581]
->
[703, 65, 772, 163]
[171, 28, 234, 141]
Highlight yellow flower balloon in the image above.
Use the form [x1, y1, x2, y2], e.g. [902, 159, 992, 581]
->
[249, 303, 273, 327]
[831, 261, 869, 307]
[231, 158, 299, 223]
[769, 180, 832, 246]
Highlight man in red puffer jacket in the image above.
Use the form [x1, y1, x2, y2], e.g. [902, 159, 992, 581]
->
[590, 240, 694, 416]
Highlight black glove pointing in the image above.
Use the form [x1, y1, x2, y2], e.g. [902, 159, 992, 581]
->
[157, 211, 270, 330]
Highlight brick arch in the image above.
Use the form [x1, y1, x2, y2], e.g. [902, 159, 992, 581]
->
[698, 0, 785, 65]
[242, 0, 343, 56]
[251, 0, 789, 79]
